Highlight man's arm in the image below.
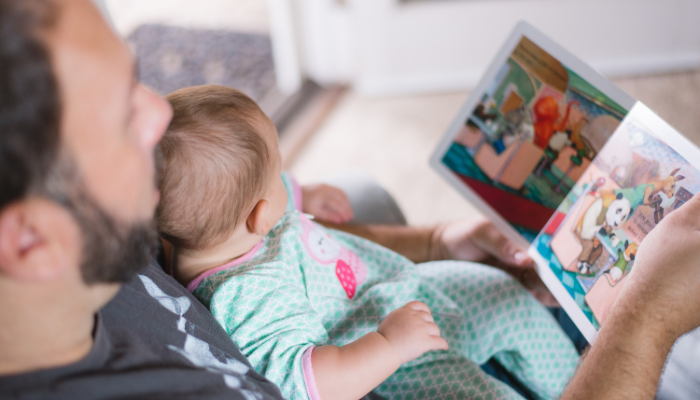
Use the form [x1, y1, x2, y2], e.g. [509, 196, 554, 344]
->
[562, 194, 700, 399]
[321, 218, 558, 306]
[320, 218, 525, 265]
[318, 222, 436, 263]
[561, 288, 676, 398]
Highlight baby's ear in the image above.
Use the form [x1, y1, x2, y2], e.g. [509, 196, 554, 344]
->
[246, 199, 270, 236]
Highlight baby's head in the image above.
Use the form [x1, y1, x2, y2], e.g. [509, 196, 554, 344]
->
[156, 85, 288, 253]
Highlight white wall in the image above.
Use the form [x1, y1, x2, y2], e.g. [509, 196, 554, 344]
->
[104, 0, 270, 38]
[289, 0, 700, 96]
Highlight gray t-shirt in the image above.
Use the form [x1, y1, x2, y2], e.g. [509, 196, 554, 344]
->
[0, 262, 284, 399]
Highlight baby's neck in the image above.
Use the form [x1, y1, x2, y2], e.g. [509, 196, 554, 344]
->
[174, 231, 263, 287]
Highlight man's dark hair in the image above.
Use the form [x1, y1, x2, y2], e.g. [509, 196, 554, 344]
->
[0, 0, 60, 209]
[0, 0, 158, 284]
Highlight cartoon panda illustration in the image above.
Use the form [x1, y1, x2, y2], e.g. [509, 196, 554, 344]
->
[575, 192, 631, 275]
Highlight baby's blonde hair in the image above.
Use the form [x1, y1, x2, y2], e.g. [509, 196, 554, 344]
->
[156, 85, 271, 250]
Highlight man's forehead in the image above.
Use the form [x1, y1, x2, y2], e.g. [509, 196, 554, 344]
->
[47, 0, 132, 82]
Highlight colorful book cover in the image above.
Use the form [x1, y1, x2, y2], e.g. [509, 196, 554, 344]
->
[431, 22, 634, 249]
[432, 22, 700, 342]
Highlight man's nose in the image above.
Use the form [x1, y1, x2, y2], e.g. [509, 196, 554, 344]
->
[138, 85, 172, 150]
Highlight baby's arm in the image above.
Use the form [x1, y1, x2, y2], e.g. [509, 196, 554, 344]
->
[312, 301, 448, 400]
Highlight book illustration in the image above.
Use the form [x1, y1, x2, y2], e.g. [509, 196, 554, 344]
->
[441, 36, 627, 240]
[431, 24, 688, 341]
[533, 115, 699, 329]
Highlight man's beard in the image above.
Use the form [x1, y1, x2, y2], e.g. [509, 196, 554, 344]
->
[45, 154, 159, 284]
[71, 192, 158, 284]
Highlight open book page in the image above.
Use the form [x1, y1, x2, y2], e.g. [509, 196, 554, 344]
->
[529, 102, 700, 343]
[431, 22, 633, 249]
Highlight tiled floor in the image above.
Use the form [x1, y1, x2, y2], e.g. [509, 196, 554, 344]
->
[289, 70, 700, 227]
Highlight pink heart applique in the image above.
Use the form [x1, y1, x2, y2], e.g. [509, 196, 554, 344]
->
[335, 260, 356, 299]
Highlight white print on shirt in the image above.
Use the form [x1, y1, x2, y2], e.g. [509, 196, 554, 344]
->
[138, 275, 262, 400]
[306, 228, 342, 262]
[299, 214, 368, 299]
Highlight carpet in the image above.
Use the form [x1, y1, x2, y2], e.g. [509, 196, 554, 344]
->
[127, 24, 288, 118]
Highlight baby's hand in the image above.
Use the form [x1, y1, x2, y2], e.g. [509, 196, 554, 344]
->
[301, 184, 353, 223]
[377, 301, 448, 364]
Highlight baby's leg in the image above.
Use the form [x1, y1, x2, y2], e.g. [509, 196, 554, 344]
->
[419, 261, 579, 400]
[376, 357, 524, 400]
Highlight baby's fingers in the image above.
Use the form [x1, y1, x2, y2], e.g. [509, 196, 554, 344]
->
[424, 320, 441, 337]
[326, 192, 353, 222]
[418, 310, 435, 323]
[322, 202, 352, 223]
[314, 207, 342, 223]
[405, 301, 432, 314]
[426, 335, 449, 351]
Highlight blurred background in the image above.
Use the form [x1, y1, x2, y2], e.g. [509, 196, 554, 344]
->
[97, 0, 700, 227]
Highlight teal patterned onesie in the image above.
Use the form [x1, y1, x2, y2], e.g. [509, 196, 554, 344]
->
[189, 175, 578, 400]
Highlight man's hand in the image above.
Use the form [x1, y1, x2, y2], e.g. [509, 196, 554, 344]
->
[377, 301, 448, 364]
[621, 193, 700, 339]
[561, 193, 700, 400]
[432, 218, 558, 306]
[301, 184, 353, 224]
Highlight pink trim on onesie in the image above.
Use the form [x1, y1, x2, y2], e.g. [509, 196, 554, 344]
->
[186, 241, 264, 292]
[302, 346, 322, 400]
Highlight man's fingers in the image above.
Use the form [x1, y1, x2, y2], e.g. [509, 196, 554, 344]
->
[512, 251, 534, 267]
[684, 191, 700, 211]
[532, 290, 560, 307]
[500, 240, 533, 267]
[518, 267, 560, 306]
[522, 267, 547, 291]
[475, 224, 532, 268]
[667, 192, 700, 228]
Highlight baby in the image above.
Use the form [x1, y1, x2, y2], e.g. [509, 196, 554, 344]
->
[157, 85, 578, 400]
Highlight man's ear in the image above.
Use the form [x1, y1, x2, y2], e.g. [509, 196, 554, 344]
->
[0, 199, 80, 282]
[246, 199, 270, 236]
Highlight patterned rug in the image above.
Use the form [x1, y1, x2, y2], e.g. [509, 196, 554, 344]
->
[127, 24, 289, 120]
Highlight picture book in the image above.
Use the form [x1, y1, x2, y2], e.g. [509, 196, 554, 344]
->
[430, 22, 700, 343]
